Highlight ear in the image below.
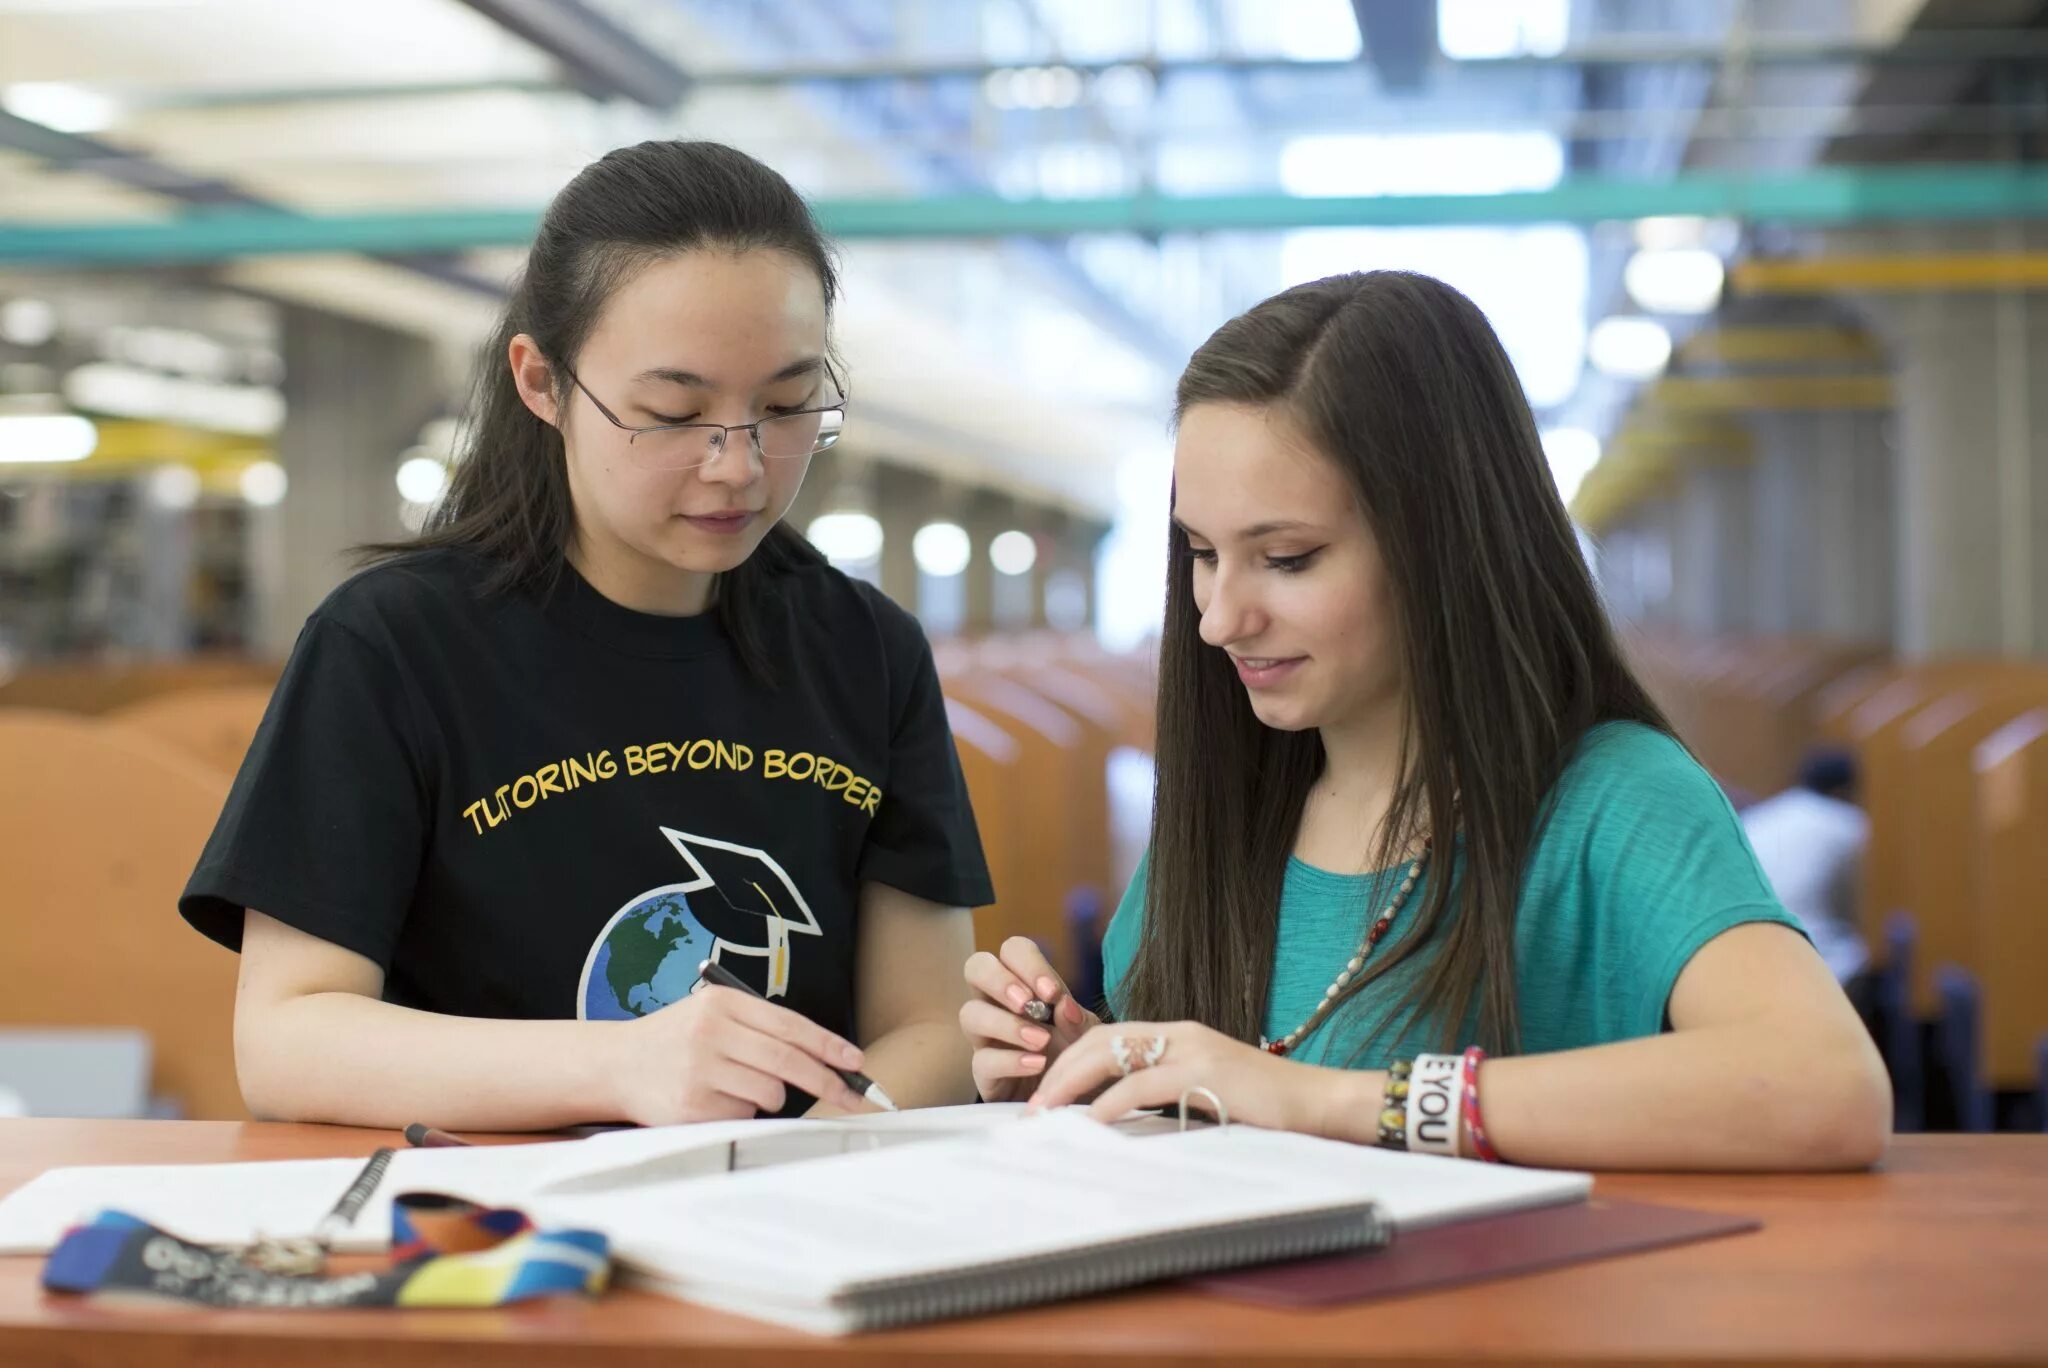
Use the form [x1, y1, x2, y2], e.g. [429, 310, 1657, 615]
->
[508, 333, 560, 427]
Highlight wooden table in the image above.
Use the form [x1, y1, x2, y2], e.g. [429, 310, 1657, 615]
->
[0, 1121, 2043, 1367]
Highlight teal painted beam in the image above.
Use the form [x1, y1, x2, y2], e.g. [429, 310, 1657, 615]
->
[9, 166, 2048, 265]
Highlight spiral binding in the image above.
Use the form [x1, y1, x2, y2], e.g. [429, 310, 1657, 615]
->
[837, 1204, 1388, 1331]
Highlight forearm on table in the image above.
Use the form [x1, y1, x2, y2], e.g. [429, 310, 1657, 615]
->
[1314, 1020, 1889, 1171]
[237, 990, 626, 1131]
[847, 1019, 976, 1111]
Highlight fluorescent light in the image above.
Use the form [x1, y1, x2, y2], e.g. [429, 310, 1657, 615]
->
[1093, 64, 1154, 107]
[806, 511, 883, 564]
[239, 461, 288, 507]
[1633, 215, 1705, 250]
[1540, 427, 1601, 503]
[64, 362, 284, 436]
[1280, 131, 1564, 197]
[0, 82, 120, 134]
[146, 465, 201, 510]
[1587, 316, 1672, 382]
[395, 455, 449, 504]
[0, 413, 96, 464]
[1268, 0, 1364, 60]
[913, 521, 972, 578]
[65, 362, 170, 418]
[105, 326, 235, 380]
[1623, 248, 1725, 315]
[1439, 0, 1570, 59]
[989, 529, 1038, 577]
[982, 65, 1083, 111]
[0, 298, 56, 347]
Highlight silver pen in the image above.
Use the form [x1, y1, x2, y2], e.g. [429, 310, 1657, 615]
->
[695, 958, 898, 1111]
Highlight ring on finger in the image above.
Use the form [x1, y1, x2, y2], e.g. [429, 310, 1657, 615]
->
[1110, 1033, 1169, 1077]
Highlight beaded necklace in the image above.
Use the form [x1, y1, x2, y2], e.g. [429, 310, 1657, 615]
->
[1259, 836, 1433, 1057]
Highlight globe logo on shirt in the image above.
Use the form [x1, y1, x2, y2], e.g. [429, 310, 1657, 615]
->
[575, 827, 823, 1022]
[582, 890, 716, 1019]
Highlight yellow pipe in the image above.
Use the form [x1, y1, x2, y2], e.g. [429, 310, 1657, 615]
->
[1572, 474, 1673, 531]
[1675, 326, 1883, 366]
[3, 420, 272, 481]
[1732, 251, 2048, 293]
[78, 420, 269, 469]
[1642, 374, 1893, 412]
[1572, 418, 1754, 529]
[1610, 418, 1755, 456]
[1570, 456, 1677, 530]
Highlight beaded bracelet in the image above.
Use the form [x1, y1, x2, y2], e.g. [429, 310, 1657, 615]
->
[1375, 1058, 1413, 1150]
[1459, 1045, 1501, 1163]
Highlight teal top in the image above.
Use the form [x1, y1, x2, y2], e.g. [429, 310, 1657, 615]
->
[1102, 722, 1803, 1065]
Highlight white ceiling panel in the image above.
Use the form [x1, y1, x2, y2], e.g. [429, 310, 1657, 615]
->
[0, 0, 546, 93]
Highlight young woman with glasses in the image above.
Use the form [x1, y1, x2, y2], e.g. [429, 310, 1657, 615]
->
[183, 141, 991, 1129]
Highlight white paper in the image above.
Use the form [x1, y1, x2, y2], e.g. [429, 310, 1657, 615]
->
[0, 1140, 578, 1254]
[0, 1105, 1042, 1253]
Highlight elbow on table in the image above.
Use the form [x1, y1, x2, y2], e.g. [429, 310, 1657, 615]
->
[233, 1004, 316, 1123]
[1796, 1033, 1894, 1171]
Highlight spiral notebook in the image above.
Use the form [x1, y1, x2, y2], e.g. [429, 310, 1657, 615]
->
[534, 1113, 1592, 1334]
[0, 1109, 1591, 1334]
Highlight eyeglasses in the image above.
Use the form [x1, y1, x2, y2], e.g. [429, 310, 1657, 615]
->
[560, 362, 846, 470]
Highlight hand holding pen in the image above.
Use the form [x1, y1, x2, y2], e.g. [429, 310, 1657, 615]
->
[694, 959, 897, 1112]
[960, 937, 1101, 1103]
[596, 961, 879, 1125]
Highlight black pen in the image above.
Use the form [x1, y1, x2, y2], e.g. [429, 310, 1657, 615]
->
[402, 1123, 473, 1148]
[694, 958, 898, 1112]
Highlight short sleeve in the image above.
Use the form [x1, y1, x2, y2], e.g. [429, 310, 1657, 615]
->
[855, 604, 994, 909]
[1562, 727, 1807, 1035]
[179, 614, 432, 969]
[1100, 849, 1149, 1014]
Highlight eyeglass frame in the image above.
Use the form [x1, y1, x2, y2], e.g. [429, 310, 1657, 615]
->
[556, 359, 848, 466]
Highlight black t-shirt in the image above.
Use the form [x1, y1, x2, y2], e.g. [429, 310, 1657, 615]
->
[182, 547, 992, 1084]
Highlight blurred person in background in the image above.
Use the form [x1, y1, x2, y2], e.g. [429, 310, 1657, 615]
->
[1738, 749, 1871, 987]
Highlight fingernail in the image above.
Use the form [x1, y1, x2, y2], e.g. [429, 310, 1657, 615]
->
[1020, 1054, 1046, 1073]
[841, 1044, 863, 1068]
[1058, 997, 1084, 1025]
[1005, 985, 1029, 1010]
[1025, 1092, 1043, 1112]
[1036, 977, 1059, 1000]
[1021, 1026, 1050, 1049]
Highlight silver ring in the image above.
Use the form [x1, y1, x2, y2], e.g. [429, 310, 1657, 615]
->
[1177, 1086, 1229, 1130]
[1111, 1034, 1169, 1077]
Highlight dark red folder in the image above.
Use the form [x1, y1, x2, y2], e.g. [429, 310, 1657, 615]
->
[1190, 1199, 1760, 1307]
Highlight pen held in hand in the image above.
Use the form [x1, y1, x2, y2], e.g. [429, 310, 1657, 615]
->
[694, 958, 898, 1112]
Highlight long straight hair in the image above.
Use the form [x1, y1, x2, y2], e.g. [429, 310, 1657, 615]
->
[1118, 271, 1672, 1055]
[364, 140, 837, 679]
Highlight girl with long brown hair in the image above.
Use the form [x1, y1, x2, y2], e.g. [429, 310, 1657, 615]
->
[964, 271, 1888, 1170]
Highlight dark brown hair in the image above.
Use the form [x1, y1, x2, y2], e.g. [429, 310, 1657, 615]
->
[365, 140, 837, 678]
[1116, 271, 1671, 1055]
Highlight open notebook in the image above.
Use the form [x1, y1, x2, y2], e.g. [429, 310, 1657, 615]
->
[0, 1107, 1591, 1334]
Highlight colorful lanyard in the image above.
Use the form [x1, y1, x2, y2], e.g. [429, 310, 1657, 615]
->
[43, 1190, 609, 1309]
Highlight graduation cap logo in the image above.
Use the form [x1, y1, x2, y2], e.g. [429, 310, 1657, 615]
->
[576, 829, 821, 1021]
